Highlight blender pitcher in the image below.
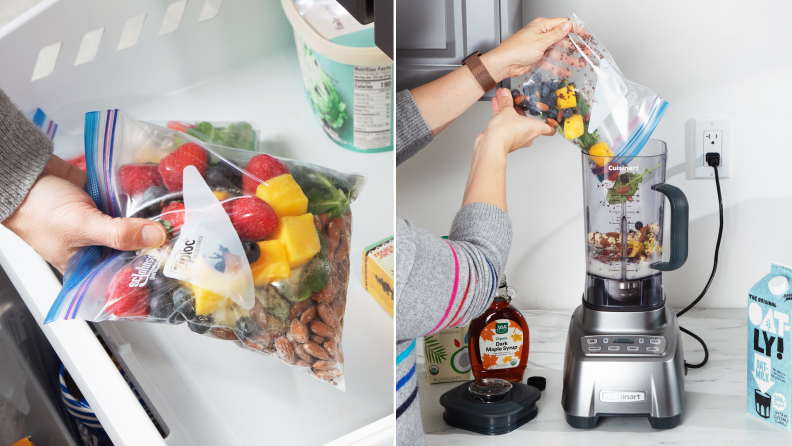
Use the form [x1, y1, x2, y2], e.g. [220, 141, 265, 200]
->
[582, 139, 688, 309]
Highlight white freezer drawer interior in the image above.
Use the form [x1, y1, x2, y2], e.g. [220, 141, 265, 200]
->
[0, 0, 394, 444]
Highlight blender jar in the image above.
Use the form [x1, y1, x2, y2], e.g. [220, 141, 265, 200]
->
[582, 139, 688, 310]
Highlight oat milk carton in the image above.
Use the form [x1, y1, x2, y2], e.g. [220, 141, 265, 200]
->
[747, 263, 792, 430]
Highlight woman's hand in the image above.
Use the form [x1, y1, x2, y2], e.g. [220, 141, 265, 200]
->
[2, 155, 167, 272]
[475, 88, 556, 154]
[481, 17, 586, 82]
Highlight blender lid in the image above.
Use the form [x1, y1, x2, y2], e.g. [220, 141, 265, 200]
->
[440, 379, 541, 435]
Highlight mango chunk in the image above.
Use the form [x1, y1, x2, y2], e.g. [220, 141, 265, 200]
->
[192, 285, 231, 316]
[251, 240, 292, 286]
[588, 142, 613, 167]
[255, 174, 308, 218]
[556, 85, 577, 108]
[212, 190, 229, 201]
[564, 114, 584, 140]
[271, 214, 321, 268]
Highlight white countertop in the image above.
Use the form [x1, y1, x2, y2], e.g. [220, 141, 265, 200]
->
[416, 309, 791, 445]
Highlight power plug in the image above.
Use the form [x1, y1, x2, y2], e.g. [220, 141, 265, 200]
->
[705, 152, 721, 167]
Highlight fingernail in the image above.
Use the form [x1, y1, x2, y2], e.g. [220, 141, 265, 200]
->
[142, 224, 165, 247]
[561, 21, 572, 33]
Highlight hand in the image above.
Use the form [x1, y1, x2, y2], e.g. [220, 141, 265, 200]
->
[2, 155, 167, 272]
[474, 88, 556, 154]
[481, 17, 588, 82]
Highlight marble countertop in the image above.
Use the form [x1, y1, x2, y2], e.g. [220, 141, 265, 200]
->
[416, 309, 790, 445]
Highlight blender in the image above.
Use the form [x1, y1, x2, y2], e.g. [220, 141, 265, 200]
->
[562, 139, 689, 429]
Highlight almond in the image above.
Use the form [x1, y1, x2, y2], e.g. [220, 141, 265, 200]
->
[303, 341, 330, 360]
[311, 287, 334, 303]
[316, 303, 338, 329]
[310, 320, 336, 338]
[324, 340, 344, 362]
[293, 341, 315, 364]
[300, 305, 317, 324]
[312, 360, 337, 370]
[314, 368, 343, 380]
[251, 300, 269, 328]
[546, 118, 559, 127]
[536, 102, 549, 112]
[275, 336, 295, 364]
[289, 319, 309, 344]
[289, 299, 313, 320]
[295, 359, 312, 368]
[310, 334, 326, 344]
[514, 95, 526, 106]
[210, 327, 237, 341]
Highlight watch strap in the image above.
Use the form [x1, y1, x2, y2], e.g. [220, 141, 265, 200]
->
[462, 51, 497, 92]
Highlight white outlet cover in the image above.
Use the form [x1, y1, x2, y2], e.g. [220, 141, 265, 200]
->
[692, 117, 731, 179]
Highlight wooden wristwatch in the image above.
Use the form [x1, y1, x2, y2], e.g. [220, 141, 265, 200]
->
[462, 51, 497, 92]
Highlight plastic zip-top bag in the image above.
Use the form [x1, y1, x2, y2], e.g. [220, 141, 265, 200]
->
[516, 14, 668, 181]
[45, 110, 365, 389]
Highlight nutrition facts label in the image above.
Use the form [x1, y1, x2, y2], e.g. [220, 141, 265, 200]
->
[353, 65, 392, 150]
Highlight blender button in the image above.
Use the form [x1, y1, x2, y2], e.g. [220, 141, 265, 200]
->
[587, 339, 598, 344]
[638, 338, 645, 344]
[650, 339, 661, 345]
[602, 338, 609, 344]
[589, 347, 601, 352]
[646, 347, 660, 352]
[607, 346, 620, 351]
[627, 346, 639, 351]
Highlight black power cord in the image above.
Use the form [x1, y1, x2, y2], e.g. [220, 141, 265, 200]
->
[676, 152, 723, 371]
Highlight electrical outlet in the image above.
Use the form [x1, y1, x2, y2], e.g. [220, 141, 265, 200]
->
[693, 118, 731, 178]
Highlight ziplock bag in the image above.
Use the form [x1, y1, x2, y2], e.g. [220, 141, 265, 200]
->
[45, 110, 365, 389]
[516, 14, 668, 181]
[28, 108, 86, 170]
[165, 120, 259, 152]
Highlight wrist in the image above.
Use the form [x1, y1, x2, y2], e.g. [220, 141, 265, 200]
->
[477, 132, 511, 158]
[480, 50, 508, 83]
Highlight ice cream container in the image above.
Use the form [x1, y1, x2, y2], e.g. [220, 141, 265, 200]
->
[281, 0, 393, 153]
[424, 325, 471, 384]
[747, 263, 792, 431]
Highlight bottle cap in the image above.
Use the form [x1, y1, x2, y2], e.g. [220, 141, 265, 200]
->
[526, 376, 546, 391]
[769, 276, 790, 296]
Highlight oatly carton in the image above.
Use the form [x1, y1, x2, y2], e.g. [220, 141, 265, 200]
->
[747, 263, 792, 430]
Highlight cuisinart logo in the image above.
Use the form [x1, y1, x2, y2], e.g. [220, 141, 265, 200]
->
[608, 165, 639, 172]
[168, 236, 203, 276]
[600, 391, 646, 402]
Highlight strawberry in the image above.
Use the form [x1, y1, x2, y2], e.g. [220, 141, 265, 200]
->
[160, 202, 185, 234]
[229, 196, 277, 240]
[117, 164, 164, 196]
[242, 154, 289, 194]
[106, 267, 150, 317]
[158, 142, 209, 192]
[167, 121, 195, 132]
[66, 154, 87, 172]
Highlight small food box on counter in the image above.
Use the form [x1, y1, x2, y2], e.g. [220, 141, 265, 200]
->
[362, 236, 393, 316]
[747, 263, 792, 430]
[423, 325, 471, 384]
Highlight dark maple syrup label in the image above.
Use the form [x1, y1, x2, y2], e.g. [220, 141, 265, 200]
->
[478, 319, 524, 370]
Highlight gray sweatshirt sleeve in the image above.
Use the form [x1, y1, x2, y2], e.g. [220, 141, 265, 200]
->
[396, 90, 433, 167]
[395, 203, 512, 341]
[0, 89, 54, 222]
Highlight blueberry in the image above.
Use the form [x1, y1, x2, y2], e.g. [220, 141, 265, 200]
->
[511, 89, 520, 99]
[522, 84, 536, 96]
[173, 287, 196, 320]
[541, 84, 550, 98]
[528, 107, 541, 116]
[562, 108, 573, 119]
[620, 174, 630, 184]
[206, 163, 242, 189]
[214, 260, 226, 273]
[545, 109, 558, 120]
[527, 95, 537, 105]
[519, 99, 531, 111]
[635, 221, 643, 230]
[142, 186, 169, 203]
[531, 72, 543, 83]
[188, 315, 213, 334]
[235, 316, 259, 339]
[241, 239, 260, 264]
[540, 96, 555, 107]
[548, 79, 559, 91]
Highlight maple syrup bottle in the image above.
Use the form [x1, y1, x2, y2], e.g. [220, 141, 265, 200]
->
[468, 275, 529, 382]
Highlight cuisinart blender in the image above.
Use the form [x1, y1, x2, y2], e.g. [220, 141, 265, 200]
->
[562, 139, 689, 429]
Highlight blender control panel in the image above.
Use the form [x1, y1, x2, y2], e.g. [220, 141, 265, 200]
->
[580, 335, 666, 355]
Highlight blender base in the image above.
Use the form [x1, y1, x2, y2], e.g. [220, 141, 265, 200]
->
[561, 304, 685, 429]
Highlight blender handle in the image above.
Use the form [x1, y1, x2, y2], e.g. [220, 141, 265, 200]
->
[651, 183, 689, 271]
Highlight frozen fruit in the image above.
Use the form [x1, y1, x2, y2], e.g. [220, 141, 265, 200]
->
[66, 154, 87, 172]
[106, 267, 150, 317]
[545, 109, 558, 120]
[528, 107, 541, 116]
[118, 164, 164, 196]
[562, 108, 573, 119]
[230, 196, 278, 240]
[158, 142, 209, 192]
[541, 84, 550, 98]
[242, 154, 289, 194]
[635, 221, 643, 230]
[206, 163, 242, 189]
[588, 142, 613, 167]
[148, 277, 183, 323]
[564, 114, 584, 140]
[511, 89, 520, 98]
[160, 202, 185, 234]
[191, 285, 230, 316]
[271, 214, 321, 268]
[212, 190, 229, 201]
[172, 286, 196, 319]
[556, 85, 577, 109]
[167, 121, 195, 132]
[532, 72, 543, 83]
[188, 314, 213, 334]
[255, 174, 309, 218]
[142, 185, 169, 204]
[236, 316, 259, 339]
[620, 174, 630, 184]
[241, 239, 261, 264]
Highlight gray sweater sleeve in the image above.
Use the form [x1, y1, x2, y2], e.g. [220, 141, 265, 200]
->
[396, 90, 433, 167]
[395, 203, 512, 341]
[0, 90, 53, 222]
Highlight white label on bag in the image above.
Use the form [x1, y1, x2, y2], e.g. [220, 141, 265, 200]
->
[163, 166, 255, 310]
[589, 58, 635, 132]
[353, 65, 392, 149]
